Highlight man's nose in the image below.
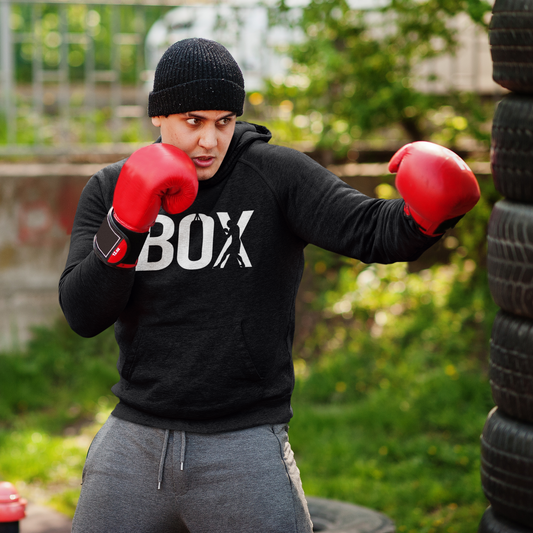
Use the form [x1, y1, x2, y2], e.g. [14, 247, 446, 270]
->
[199, 127, 217, 150]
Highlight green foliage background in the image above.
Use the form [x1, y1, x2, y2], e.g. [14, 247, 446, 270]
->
[0, 1, 502, 531]
[265, 0, 494, 154]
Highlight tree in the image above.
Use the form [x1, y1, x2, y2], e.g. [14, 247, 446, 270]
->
[267, 0, 493, 153]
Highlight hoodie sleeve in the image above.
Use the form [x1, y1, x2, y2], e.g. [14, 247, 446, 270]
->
[58, 163, 136, 338]
[248, 144, 440, 264]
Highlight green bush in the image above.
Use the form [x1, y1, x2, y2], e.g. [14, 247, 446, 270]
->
[0, 319, 118, 429]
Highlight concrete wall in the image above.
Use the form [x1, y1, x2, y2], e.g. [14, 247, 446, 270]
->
[0, 159, 491, 351]
[0, 159, 380, 350]
[0, 163, 102, 350]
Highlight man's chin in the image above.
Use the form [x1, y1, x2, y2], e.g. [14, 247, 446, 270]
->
[196, 169, 217, 181]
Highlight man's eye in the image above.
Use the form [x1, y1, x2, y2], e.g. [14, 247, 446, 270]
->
[187, 118, 200, 125]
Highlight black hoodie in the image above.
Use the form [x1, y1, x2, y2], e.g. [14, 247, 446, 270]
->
[59, 122, 439, 433]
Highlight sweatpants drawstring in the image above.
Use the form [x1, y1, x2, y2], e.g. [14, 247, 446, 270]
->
[157, 430, 187, 489]
[180, 431, 186, 471]
[158, 429, 170, 490]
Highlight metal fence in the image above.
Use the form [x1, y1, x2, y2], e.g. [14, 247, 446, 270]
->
[0, 1, 204, 155]
[0, 0, 503, 157]
[0, 0, 297, 156]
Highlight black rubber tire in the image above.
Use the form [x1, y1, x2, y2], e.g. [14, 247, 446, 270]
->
[306, 497, 395, 533]
[487, 200, 533, 320]
[480, 408, 533, 528]
[490, 311, 533, 424]
[491, 94, 533, 202]
[478, 506, 533, 533]
[489, 0, 533, 93]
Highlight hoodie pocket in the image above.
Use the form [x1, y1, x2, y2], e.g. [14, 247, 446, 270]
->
[121, 321, 265, 418]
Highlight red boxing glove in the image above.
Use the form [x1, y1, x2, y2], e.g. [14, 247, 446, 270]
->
[94, 143, 198, 268]
[389, 141, 480, 236]
[113, 143, 198, 232]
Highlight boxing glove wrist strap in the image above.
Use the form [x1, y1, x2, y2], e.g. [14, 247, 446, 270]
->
[93, 208, 148, 269]
[404, 204, 464, 237]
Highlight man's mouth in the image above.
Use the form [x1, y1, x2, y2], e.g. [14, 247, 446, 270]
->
[192, 156, 215, 168]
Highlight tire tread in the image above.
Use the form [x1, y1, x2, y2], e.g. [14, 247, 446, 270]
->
[487, 201, 533, 319]
[480, 409, 533, 527]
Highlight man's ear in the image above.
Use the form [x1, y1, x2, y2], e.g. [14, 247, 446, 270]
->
[151, 116, 162, 128]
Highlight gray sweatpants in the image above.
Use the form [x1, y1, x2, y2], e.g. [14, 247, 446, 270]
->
[72, 415, 313, 533]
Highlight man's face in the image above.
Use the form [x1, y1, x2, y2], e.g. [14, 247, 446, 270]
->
[151, 110, 237, 181]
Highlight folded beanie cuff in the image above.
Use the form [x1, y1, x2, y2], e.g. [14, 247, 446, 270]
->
[148, 78, 245, 117]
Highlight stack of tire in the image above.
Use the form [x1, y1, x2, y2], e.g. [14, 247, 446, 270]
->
[479, 1, 533, 532]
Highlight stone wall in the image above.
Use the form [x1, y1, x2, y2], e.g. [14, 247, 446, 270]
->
[0, 158, 490, 351]
[0, 163, 102, 349]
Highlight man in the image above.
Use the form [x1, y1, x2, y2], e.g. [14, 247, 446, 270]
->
[59, 38, 480, 532]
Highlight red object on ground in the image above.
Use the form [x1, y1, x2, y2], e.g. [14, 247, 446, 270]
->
[0, 482, 26, 522]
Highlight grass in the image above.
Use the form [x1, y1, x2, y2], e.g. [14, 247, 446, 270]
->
[0, 321, 119, 513]
[0, 249, 496, 532]
[290, 378, 491, 533]
[285, 249, 495, 533]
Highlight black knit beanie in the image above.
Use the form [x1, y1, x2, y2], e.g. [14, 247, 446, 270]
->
[148, 38, 245, 117]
